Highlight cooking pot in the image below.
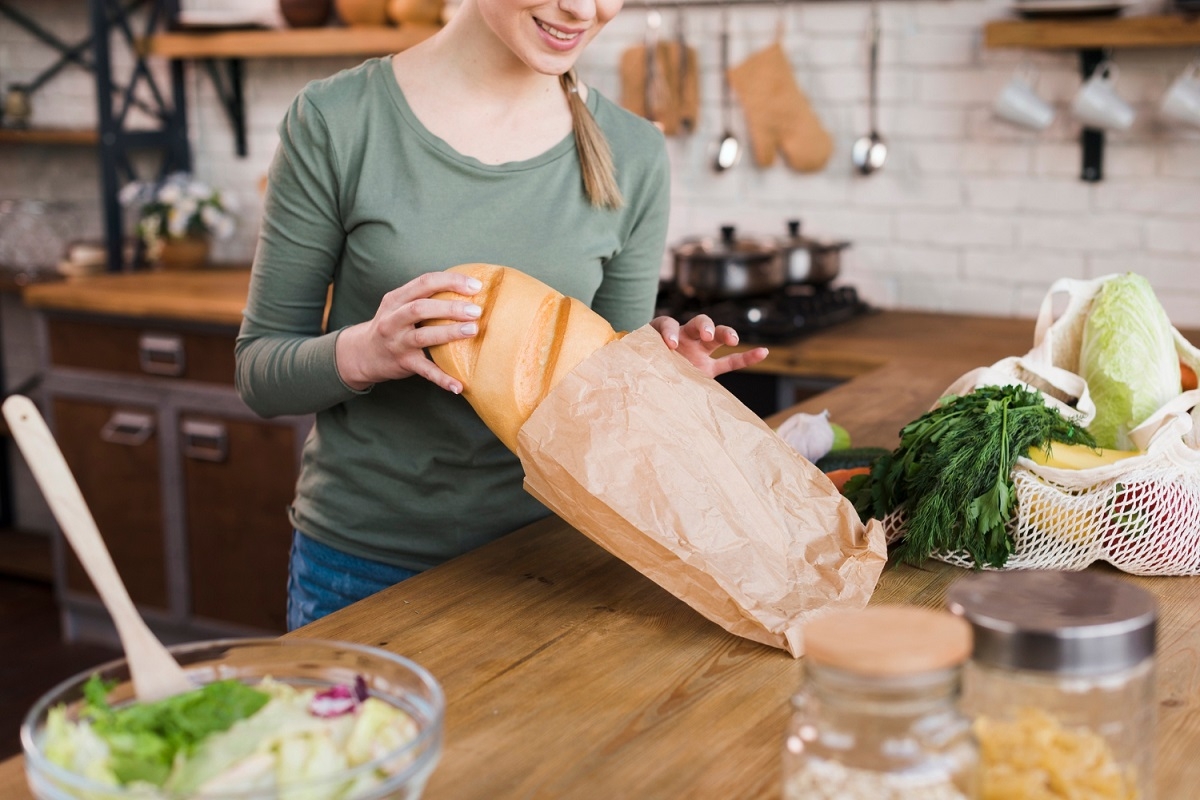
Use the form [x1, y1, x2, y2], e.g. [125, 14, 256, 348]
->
[672, 225, 785, 301]
[777, 219, 850, 286]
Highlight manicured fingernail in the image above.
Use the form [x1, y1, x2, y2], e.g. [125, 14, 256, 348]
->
[669, 334, 679, 346]
[465, 304, 482, 318]
[461, 322, 478, 335]
[704, 326, 714, 336]
[451, 383, 462, 395]
[466, 278, 483, 292]
[729, 332, 739, 344]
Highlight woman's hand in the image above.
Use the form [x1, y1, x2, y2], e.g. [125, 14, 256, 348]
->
[650, 314, 769, 379]
[335, 271, 482, 394]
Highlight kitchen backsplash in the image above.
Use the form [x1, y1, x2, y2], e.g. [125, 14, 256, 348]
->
[1, 0, 1198, 325]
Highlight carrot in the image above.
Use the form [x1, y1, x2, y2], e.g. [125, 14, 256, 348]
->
[1183, 362, 1198, 392]
[825, 466, 871, 493]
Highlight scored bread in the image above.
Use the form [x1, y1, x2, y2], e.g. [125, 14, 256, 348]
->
[428, 264, 620, 453]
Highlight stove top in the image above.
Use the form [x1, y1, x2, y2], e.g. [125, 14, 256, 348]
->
[655, 283, 874, 345]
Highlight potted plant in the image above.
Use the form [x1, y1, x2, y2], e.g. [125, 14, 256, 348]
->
[120, 172, 236, 270]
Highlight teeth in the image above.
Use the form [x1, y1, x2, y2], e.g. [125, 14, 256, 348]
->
[537, 20, 577, 40]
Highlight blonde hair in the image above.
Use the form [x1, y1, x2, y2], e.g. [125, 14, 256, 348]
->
[560, 69, 623, 210]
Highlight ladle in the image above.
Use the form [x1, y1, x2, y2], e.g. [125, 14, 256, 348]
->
[851, 0, 887, 175]
[712, 4, 740, 172]
[2, 395, 192, 701]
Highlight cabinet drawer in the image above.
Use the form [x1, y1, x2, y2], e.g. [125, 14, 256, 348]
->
[53, 398, 169, 611]
[47, 318, 236, 384]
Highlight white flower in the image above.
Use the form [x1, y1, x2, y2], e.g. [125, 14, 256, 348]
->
[119, 181, 145, 206]
[167, 207, 189, 238]
[212, 215, 235, 240]
[157, 183, 182, 204]
[187, 181, 212, 200]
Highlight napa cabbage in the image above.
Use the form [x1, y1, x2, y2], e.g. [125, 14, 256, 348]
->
[1078, 273, 1179, 449]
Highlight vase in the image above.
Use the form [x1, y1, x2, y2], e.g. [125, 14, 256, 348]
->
[280, 0, 332, 27]
[386, 0, 442, 25]
[335, 0, 389, 26]
[157, 236, 210, 271]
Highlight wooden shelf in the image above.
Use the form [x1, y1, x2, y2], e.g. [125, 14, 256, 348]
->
[985, 13, 1200, 50]
[143, 24, 440, 59]
[0, 129, 98, 146]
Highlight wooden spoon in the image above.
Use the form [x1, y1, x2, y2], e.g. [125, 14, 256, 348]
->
[2, 394, 192, 701]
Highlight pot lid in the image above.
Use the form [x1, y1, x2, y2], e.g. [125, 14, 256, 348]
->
[674, 225, 777, 260]
[780, 219, 850, 251]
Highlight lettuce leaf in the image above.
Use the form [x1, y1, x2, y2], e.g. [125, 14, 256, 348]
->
[80, 675, 270, 787]
[1079, 273, 1179, 449]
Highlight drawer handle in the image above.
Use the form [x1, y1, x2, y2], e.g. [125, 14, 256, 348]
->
[138, 333, 186, 377]
[182, 419, 227, 463]
[99, 411, 155, 447]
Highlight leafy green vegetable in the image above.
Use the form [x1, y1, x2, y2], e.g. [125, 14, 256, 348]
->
[80, 675, 270, 786]
[843, 384, 1095, 569]
[1079, 273, 1180, 450]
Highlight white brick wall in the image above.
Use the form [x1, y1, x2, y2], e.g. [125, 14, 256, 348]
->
[2, 0, 1198, 325]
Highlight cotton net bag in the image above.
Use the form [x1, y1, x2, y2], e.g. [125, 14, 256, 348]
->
[882, 275, 1200, 575]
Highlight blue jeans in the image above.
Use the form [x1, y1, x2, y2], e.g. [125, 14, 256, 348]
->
[287, 531, 420, 631]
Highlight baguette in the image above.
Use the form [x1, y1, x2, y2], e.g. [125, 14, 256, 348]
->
[428, 264, 620, 453]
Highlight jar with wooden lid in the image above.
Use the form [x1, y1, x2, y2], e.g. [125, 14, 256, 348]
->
[782, 605, 979, 799]
[947, 570, 1156, 800]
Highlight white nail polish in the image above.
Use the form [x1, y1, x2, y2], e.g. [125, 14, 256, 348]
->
[466, 278, 483, 292]
[461, 322, 478, 335]
[466, 304, 482, 318]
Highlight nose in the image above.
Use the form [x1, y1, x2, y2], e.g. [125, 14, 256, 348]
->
[557, 0, 598, 22]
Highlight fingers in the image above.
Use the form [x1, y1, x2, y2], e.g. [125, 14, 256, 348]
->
[708, 346, 770, 378]
[650, 315, 682, 350]
[404, 353, 465, 395]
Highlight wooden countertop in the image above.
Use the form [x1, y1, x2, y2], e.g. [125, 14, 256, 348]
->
[21, 268, 251, 327]
[2, 310, 1199, 797]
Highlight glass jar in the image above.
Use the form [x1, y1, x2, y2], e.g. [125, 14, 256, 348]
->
[782, 605, 979, 799]
[947, 570, 1157, 800]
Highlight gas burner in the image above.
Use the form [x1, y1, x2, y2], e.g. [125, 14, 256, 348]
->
[655, 283, 873, 345]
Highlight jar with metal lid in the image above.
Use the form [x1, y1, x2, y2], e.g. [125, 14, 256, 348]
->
[782, 605, 979, 799]
[946, 570, 1156, 800]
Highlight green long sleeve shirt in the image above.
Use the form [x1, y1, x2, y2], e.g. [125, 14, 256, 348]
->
[235, 57, 670, 570]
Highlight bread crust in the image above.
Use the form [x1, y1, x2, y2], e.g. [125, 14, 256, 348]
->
[428, 264, 618, 452]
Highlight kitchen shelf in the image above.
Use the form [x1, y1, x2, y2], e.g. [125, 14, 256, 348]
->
[984, 13, 1200, 50]
[983, 13, 1200, 184]
[0, 128, 98, 146]
[143, 24, 440, 59]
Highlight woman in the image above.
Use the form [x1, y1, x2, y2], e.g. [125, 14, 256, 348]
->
[236, 0, 768, 630]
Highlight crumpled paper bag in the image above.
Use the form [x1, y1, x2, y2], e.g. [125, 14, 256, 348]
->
[517, 325, 887, 657]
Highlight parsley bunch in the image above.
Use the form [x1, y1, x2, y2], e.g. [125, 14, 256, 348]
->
[843, 384, 1095, 569]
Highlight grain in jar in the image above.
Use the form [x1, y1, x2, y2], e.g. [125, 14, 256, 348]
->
[946, 570, 1156, 800]
[782, 605, 978, 799]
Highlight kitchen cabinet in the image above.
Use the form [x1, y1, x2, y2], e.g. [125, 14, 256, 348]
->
[24, 271, 309, 643]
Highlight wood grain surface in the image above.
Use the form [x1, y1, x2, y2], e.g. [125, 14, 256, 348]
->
[2, 311, 1198, 798]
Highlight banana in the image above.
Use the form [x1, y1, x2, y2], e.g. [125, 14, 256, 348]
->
[1026, 442, 1141, 470]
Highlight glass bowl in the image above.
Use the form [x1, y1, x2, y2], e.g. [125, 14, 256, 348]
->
[21, 638, 445, 800]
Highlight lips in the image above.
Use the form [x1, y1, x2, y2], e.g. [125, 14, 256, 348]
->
[533, 17, 585, 50]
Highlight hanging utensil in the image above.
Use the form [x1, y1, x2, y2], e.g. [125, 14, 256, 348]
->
[675, 7, 698, 134]
[643, 9, 668, 128]
[851, 0, 887, 175]
[2, 395, 192, 702]
[713, 3, 741, 172]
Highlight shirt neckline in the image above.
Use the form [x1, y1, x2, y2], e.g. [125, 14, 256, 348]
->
[379, 55, 598, 173]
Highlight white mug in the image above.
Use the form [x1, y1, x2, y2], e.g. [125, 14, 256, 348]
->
[1072, 61, 1135, 131]
[993, 69, 1055, 131]
[1160, 61, 1200, 128]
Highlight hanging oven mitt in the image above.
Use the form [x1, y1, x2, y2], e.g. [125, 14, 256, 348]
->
[727, 41, 833, 172]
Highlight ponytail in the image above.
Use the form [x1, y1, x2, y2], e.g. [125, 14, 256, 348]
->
[560, 70, 623, 210]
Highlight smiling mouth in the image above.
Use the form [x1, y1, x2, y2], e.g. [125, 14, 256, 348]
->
[535, 18, 581, 42]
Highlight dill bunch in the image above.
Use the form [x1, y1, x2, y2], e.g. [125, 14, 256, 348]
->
[843, 384, 1096, 569]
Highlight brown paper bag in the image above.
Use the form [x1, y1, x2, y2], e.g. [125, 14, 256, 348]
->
[517, 326, 887, 657]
